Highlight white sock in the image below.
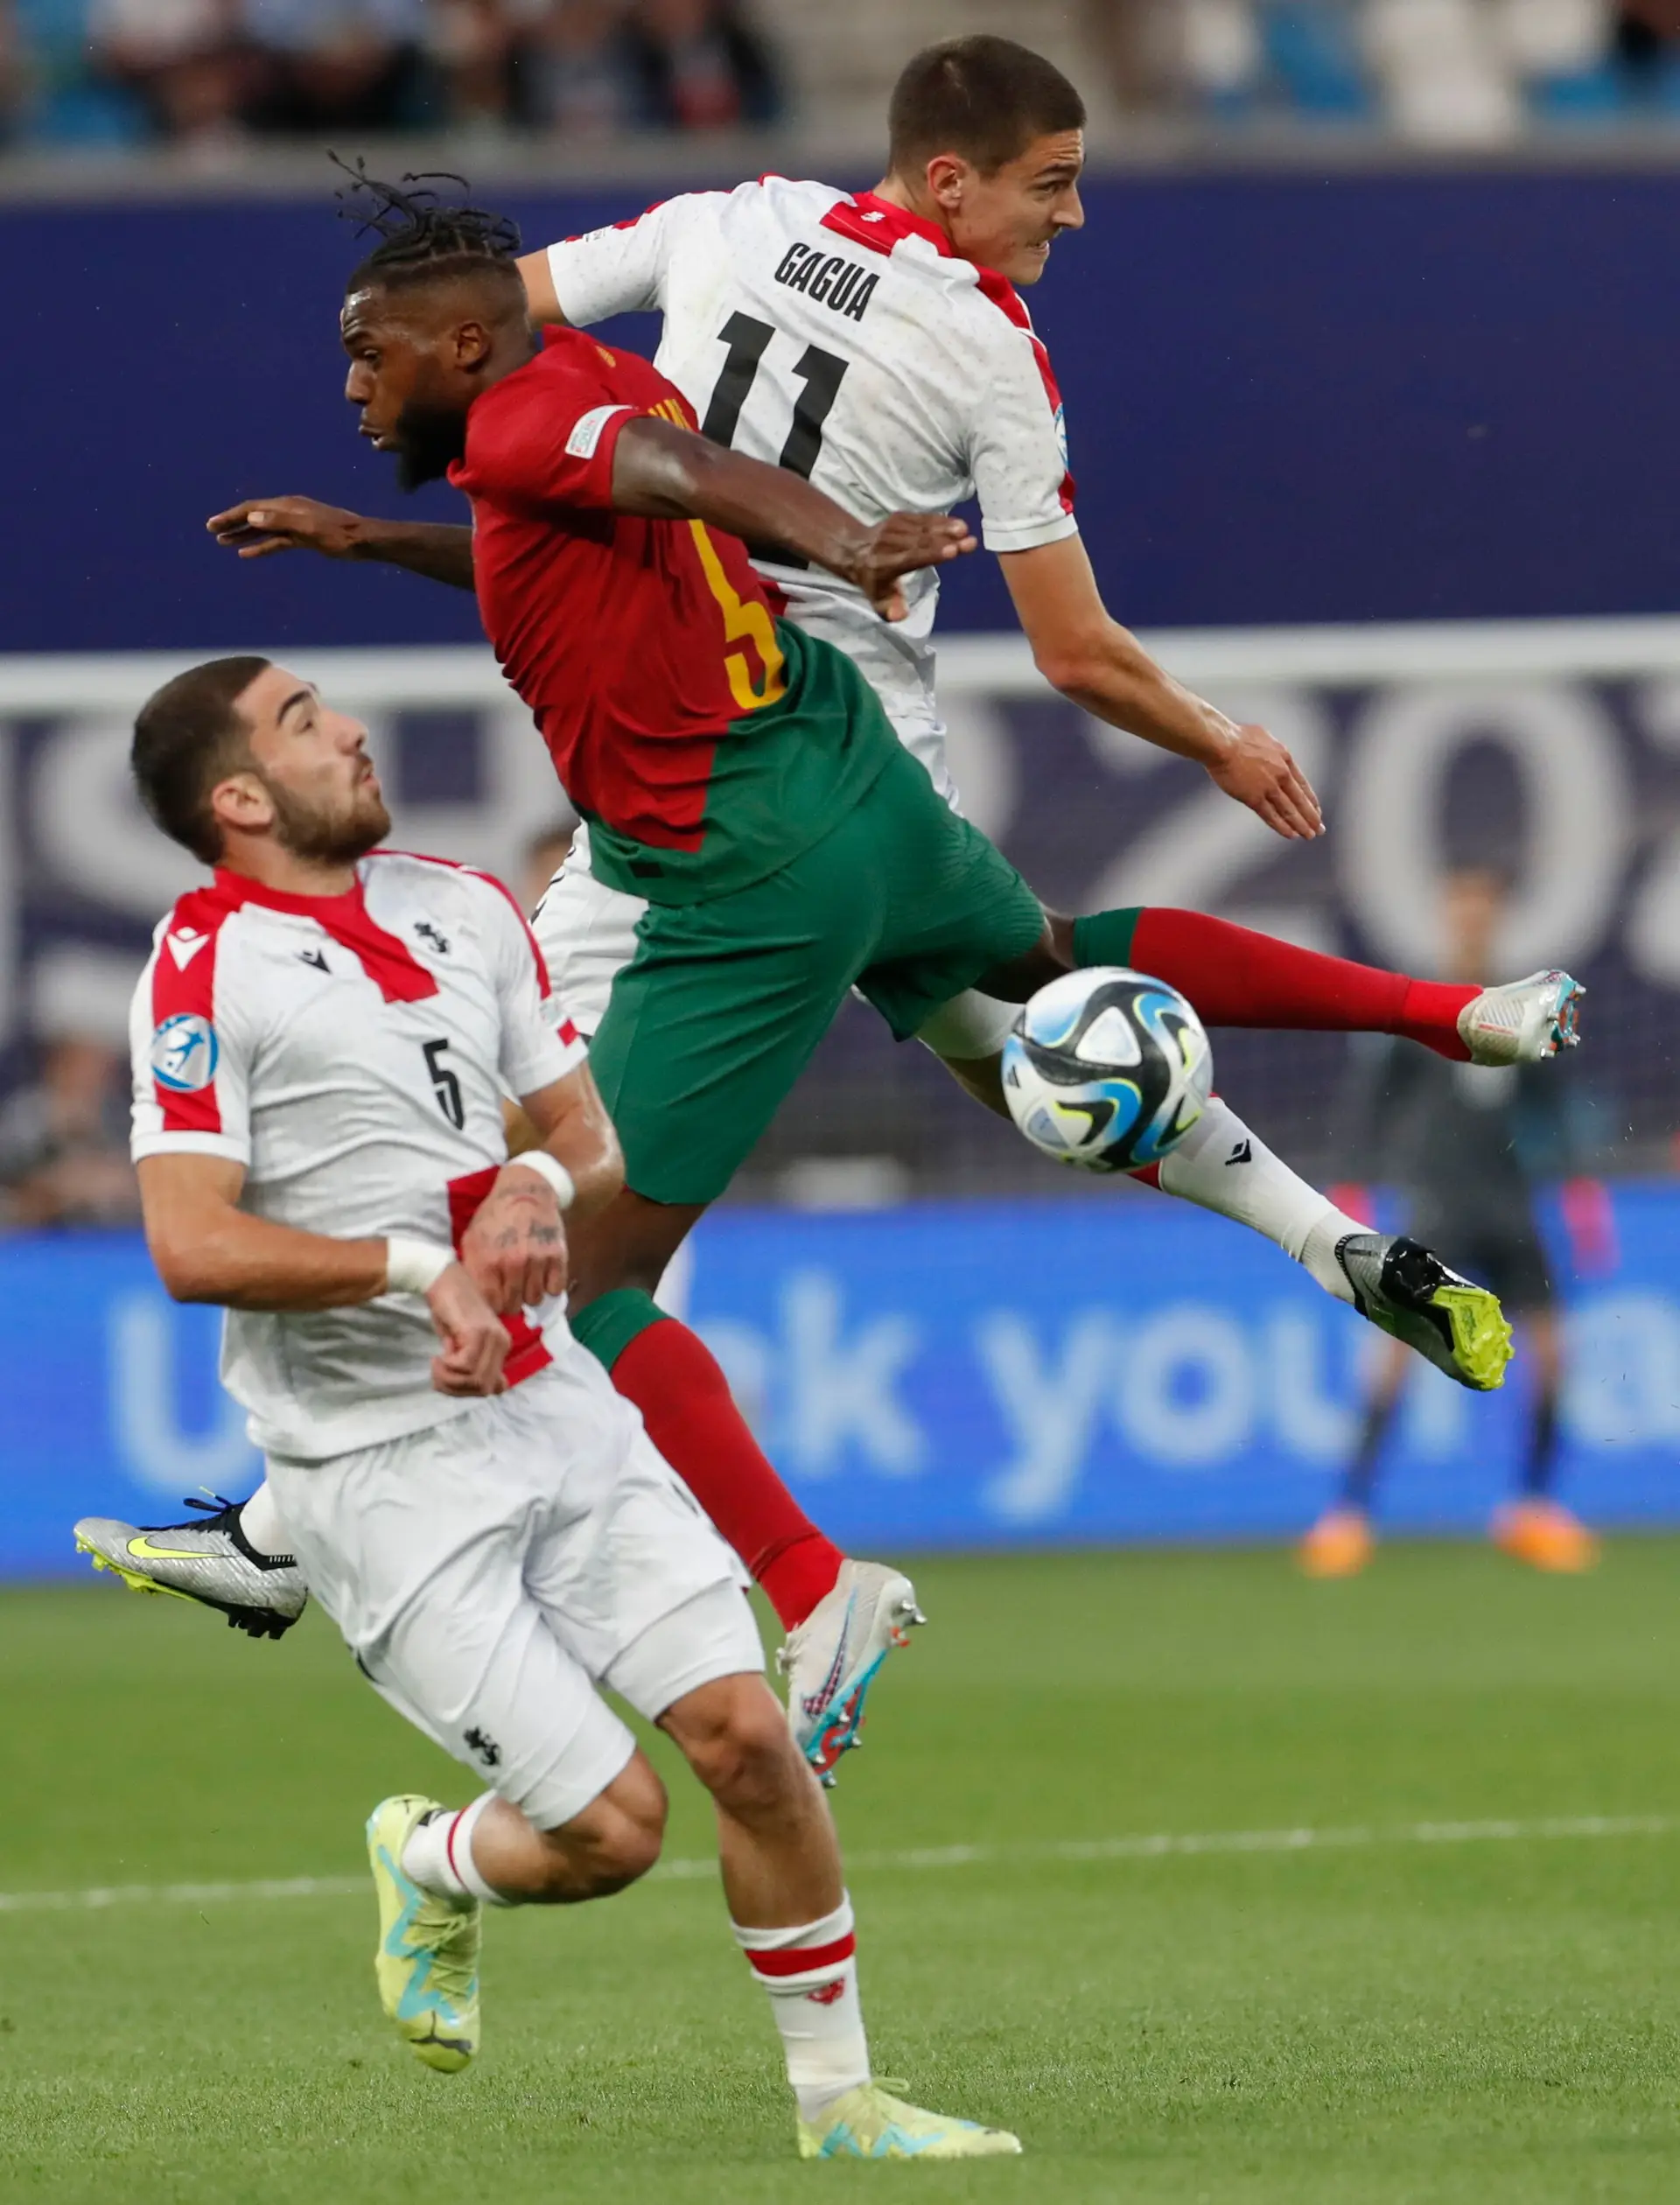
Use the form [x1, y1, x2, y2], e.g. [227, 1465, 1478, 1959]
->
[734, 1895, 870, 2122]
[1151, 1096, 1361, 1306]
[236, 1480, 290, 1560]
[399, 1794, 510, 1907]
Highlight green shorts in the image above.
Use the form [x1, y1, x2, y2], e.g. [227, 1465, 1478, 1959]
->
[587, 743, 1046, 1206]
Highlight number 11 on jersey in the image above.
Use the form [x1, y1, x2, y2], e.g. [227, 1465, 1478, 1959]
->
[702, 314, 850, 573]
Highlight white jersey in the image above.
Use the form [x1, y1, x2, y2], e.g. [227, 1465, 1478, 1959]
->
[130, 851, 589, 1461]
[545, 175, 1078, 759]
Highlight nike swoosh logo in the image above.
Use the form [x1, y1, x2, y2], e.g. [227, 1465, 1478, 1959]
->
[125, 1535, 204, 1562]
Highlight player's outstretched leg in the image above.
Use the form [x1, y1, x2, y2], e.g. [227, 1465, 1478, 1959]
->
[1142, 1102, 1511, 1389]
[659, 1667, 1020, 2160]
[74, 1491, 308, 1638]
[1063, 907, 1585, 1066]
[569, 1242, 924, 1782]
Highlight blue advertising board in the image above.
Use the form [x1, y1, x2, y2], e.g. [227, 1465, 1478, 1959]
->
[10, 169, 1680, 653]
[4, 1189, 1679, 1579]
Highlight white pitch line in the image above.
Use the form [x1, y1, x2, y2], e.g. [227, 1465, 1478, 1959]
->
[1, 1813, 1673, 1917]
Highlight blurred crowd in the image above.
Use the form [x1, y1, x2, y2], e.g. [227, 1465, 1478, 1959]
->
[0, 0, 782, 151]
[6, 0, 1680, 153]
[1098, 0, 1680, 136]
[0, 1032, 137, 1228]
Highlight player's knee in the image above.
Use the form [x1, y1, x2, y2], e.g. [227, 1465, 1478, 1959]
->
[676, 1677, 804, 1817]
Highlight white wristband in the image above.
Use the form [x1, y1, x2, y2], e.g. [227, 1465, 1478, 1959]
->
[384, 1236, 455, 1296]
[507, 1150, 576, 1212]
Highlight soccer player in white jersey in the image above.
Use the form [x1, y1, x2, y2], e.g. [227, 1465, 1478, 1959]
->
[103, 652, 1018, 2160]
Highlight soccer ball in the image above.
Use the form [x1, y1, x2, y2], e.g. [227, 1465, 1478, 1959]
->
[1001, 967, 1213, 1174]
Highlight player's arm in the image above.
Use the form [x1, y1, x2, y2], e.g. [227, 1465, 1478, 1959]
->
[516, 251, 569, 326]
[610, 416, 975, 622]
[999, 536, 1322, 842]
[518, 193, 718, 328]
[136, 1153, 508, 1396]
[461, 1065, 624, 1316]
[207, 498, 477, 592]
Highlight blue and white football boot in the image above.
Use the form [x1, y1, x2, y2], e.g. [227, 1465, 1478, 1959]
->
[1457, 971, 1583, 1064]
[779, 1559, 924, 1782]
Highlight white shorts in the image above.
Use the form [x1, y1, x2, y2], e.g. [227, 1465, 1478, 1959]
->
[265, 1354, 763, 1830]
[533, 826, 1018, 1064]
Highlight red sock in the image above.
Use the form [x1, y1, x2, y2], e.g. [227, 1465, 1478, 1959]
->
[1129, 908, 1476, 1060]
[611, 1319, 844, 1630]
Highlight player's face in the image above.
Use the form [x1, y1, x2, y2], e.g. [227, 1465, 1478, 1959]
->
[226, 665, 392, 863]
[947, 130, 1086, 287]
[341, 289, 471, 492]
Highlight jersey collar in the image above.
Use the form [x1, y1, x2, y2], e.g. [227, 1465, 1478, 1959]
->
[821, 188, 956, 259]
[819, 187, 1030, 331]
[210, 862, 439, 1004]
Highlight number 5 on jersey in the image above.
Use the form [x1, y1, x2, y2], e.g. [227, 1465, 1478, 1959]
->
[423, 1038, 465, 1130]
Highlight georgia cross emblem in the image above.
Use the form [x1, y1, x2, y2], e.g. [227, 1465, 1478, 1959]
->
[150, 1012, 218, 1092]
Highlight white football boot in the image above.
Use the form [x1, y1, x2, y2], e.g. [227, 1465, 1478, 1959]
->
[778, 1558, 924, 1780]
[1457, 971, 1583, 1065]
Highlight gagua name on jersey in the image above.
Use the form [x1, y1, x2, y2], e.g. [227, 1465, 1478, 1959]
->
[770, 241, 878, 322]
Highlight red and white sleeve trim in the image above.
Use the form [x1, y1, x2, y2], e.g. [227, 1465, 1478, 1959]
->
[147, 887, 232, 1137]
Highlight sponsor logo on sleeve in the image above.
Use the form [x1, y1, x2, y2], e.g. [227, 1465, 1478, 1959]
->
[166, 927, 209, 970]
[150, 1012, 219, 1092]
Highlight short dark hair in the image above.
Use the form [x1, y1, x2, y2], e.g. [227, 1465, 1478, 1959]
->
[132, 655, 270, 865]
[335, 160, 523, 303]
[887, 37, 1086, 178]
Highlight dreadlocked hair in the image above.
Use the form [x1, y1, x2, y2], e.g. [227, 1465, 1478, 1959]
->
[333, 155, 523, 298]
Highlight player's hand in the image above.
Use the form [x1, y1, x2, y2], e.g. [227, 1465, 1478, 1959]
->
[1207, 721, 1324, 840]
[424, 1263, 510, 1396]
[846, 513, 976, 623]
[206, 496, 370, 561]
[460, 1166, 569, 1313]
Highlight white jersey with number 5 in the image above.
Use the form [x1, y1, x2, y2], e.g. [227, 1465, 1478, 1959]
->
[545, 176, 1077, 798]
[130, 851, 589, 1460]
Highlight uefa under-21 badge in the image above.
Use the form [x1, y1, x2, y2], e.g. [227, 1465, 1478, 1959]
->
[150, 1012, 218, 1091]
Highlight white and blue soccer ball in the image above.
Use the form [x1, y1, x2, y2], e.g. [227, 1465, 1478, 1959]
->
[1001, 967, 1213, 1174]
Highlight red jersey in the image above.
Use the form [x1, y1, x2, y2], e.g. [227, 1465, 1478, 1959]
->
[451, 328, 892, 904]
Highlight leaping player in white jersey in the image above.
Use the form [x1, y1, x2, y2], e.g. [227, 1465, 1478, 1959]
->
[104, 651, 1019, 2161]
[91, 39, 1580, 1763]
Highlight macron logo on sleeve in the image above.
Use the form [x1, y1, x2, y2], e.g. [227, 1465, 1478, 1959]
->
[564, 404, 631, 459]
[167, 927, 209, 970]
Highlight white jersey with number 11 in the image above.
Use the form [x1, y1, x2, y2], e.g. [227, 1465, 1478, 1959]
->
[544, 176, 1078, 799]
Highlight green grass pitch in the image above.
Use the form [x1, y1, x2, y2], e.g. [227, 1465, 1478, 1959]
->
[4, 1539, 1680, 2202]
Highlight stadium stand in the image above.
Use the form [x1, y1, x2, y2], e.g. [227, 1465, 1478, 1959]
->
[5, 0, 1680, 155]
